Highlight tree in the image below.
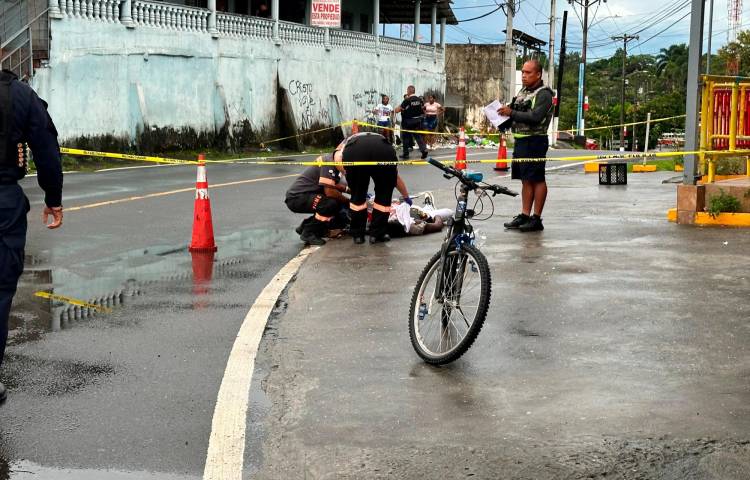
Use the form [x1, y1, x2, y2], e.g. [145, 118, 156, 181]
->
[717, 30, 750, 76]
[656, 44, 688, 92]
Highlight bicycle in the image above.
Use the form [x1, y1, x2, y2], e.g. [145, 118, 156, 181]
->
[408, 158, 518, 365]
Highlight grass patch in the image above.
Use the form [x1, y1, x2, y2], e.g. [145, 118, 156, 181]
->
[627, 156, 681, 171]
[707, 189, 742, 218]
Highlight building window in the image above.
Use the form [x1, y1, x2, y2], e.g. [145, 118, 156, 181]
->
[341, 12, 353, 30]
[359, 13, 369, 33]
[251, 1, 270, 17]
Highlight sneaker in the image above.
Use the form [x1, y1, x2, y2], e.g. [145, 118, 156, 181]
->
[420, 150, 429, 159]
[504, 213, 530, 229]
[519, 215, 544, 232]
[353, 236, 366, 245]
[400, 154, 410, 160]
[423, 192, 434, 206]
[300, 232, 326, 246]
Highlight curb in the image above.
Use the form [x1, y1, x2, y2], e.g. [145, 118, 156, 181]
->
[667, 208, 750, 226]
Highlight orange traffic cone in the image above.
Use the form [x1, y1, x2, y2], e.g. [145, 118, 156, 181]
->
[189, 154, 218, 253]
[455, 127, 467, 170]
[494, 135, 509, 171]
[351, 120, 359, 135]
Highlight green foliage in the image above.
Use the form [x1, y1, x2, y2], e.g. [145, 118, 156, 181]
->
[715, 157, 746, 175]
[707, 189, 742, 218]
[716, 30, 750, 76]
[556, 41, 695, 149]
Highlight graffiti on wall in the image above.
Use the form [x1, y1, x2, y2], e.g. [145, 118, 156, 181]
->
[352, 88, 379, 113]
[288, 80, 330, 130]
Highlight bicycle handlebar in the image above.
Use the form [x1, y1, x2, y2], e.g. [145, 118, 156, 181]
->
[426, 158, 518, 197]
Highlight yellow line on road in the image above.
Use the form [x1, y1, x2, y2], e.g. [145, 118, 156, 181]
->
[66, 174, 299, 212]
[203, 247, 316, 480]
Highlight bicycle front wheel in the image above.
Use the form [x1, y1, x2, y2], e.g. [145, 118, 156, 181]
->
[408, 244, 491, 365]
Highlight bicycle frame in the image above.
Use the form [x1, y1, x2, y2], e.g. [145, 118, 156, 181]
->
[434, 182, 473, 298]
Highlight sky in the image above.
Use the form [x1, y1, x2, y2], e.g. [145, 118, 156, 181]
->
[384, 0, 748, 63]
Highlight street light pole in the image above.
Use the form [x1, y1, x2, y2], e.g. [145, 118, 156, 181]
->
[612, 34, 639, 151]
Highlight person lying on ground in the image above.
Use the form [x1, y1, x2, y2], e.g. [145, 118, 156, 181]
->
[386, 195, 453, 238]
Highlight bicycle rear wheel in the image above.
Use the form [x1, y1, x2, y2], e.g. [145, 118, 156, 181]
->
[408, 244, 491, 364]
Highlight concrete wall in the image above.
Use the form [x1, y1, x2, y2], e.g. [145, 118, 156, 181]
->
[444, 44, 504, 130]
[32, 17, 445, 150]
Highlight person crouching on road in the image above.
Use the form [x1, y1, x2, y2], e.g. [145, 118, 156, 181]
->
[285, 143, 349, 246]
[343, 132, 403, 244]
[497, 59, 553, 232]
[0, 69, 64, 405]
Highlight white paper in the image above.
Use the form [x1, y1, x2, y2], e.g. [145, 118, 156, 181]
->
[483, 100, 510, 128]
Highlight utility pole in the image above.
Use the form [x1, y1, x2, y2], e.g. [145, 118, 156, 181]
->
[553, 11, 568, 147]
[707, 0, 714, 73]
[505, 0, 516, 102]
[568, 0, 604, 143]
[548, 0, 556, 88]
[612, 34, 639, 152]
[683, 0, 706, 184]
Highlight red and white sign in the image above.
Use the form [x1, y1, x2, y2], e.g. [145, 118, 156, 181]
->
[311, 0, 341, 28]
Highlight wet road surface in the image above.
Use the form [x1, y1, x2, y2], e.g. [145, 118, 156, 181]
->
[2, 148, 507, 478]
[248, 169, 750, 479]
[4, 149, 734, 479]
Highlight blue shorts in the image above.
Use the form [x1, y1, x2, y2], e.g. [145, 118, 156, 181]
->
[377, 120, 391, 128]
[423, 116, 438, 131]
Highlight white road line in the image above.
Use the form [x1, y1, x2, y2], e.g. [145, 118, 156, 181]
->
[203, 247, 316, 480]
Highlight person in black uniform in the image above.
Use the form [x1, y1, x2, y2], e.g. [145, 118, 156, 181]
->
[395, 85, 428, 160]
[344, 132, 404, 244]
[285, 146, 349, 246]
[0, 69, 64, 405]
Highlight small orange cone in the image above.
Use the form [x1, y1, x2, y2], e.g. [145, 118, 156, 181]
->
[494, 135, 509, 171]
[455, 127, 467, 170]
[351, 120, 359, 135]
[189, 154, 217, 253]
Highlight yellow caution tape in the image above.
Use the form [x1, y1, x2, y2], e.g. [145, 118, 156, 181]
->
[61, 148, 197, 165]
[34, 291, 113, 313]
[59, 146, 750, 167]
[259, 121, 352, 146]
[561, 114, 687, 134]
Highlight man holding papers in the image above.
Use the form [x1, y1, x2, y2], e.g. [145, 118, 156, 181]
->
[497, 59, 554, 232]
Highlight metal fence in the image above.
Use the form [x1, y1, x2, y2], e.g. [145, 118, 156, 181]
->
[700, 75, 750, 182]
[0, 0, 50, 79]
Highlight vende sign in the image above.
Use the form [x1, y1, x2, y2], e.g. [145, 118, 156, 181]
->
[311, 0, 341, 28]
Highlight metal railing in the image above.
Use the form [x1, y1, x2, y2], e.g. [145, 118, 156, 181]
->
[700, 75, 750, 182]
[1, 2, 50, 79]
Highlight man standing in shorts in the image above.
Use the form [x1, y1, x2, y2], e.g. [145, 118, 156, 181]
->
[498, 59, 553, 232]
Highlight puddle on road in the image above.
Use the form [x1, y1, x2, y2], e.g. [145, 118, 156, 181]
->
[9, 228, 297, 347]
[0, 459, 200, 480]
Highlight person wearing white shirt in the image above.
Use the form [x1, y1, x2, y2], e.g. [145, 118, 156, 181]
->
[373, 95, 394, 143]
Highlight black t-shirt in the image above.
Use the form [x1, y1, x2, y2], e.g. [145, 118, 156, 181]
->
[285, 155, 343, 197]
[400, 95, 424, 120]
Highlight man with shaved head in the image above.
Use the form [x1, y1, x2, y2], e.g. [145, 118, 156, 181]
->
[498, 59, 554, 232]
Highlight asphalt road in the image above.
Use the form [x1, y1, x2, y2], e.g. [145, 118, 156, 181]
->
[2, 146, 555, 479]
[3, 147, 730, 479]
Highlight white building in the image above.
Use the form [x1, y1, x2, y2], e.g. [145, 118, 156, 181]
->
[0, 0, 456, 149]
